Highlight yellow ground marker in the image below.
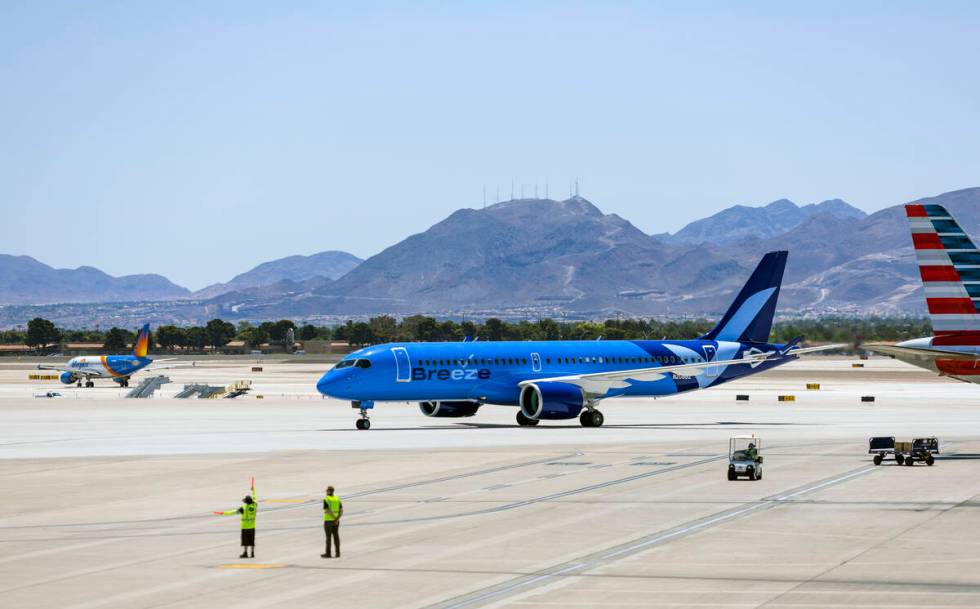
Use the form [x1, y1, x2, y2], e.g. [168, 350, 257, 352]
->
[220, 563, 287, 569]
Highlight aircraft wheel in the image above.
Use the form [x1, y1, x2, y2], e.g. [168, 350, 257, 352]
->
[86, 381, 94, 388]
[588, 410, 604, 427]
[355, 418, 371, 430]
[873, 454, 883, 466]
[579, 411, 593, 427]
[516, 411, 539, 426]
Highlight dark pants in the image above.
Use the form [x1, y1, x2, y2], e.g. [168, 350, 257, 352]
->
[324, 521, 340, 556]
[241, 528, 255, 547]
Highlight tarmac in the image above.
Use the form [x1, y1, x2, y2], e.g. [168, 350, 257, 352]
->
[2, 356, 980, 608]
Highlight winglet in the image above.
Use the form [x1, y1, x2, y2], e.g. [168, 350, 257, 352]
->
[779, 336, 803, 355]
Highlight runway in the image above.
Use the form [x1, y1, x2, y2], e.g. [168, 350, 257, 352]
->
[1, 356, 980, 608]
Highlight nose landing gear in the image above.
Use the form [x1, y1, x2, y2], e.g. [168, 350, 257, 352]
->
[352, 400, 374, 430]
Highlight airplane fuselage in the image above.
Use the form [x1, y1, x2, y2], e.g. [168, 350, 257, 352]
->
[64, 355, 151, 381]
[316, 339, 793, 404]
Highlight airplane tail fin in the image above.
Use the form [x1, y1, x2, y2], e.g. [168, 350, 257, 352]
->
[702, 251, 787, 344]
[133, 323, 150, 358]
[906, 203, 980, 339]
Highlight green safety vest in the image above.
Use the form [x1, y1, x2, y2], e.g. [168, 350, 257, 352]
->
[323, 495, 342, 522]
[241, 502, 257, 529]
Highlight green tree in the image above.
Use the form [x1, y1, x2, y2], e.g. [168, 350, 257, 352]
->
[481, 318, 505, 341]
[155, 325, 185, 352]
[102, 327, 134, 353]
[268, 320, 295, 346]
[205, 319, 236, 351]
[239, 326, 269, 349]
[348, 322, 374, 347]
[25, 318, 60, 350]
[299, 324, 318, 341]
[186, 327, 208, 352]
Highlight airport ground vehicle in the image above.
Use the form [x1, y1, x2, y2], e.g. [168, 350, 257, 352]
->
[869, 436, 938, 466]
[727, 435, 763, 480]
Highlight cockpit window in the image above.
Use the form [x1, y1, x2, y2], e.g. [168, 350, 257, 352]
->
[335, 359, 355, 369]
[355, 359, 372, 369]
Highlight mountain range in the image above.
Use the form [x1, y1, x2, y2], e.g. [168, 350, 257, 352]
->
[2, 187, 979, 325]
[0, 255, 189, 305]
[192, 251, 363, 300]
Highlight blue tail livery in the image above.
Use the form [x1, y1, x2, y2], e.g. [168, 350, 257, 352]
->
[316, 251, 842, 429]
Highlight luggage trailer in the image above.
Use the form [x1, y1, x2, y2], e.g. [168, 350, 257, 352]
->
[869, 436, 938, 466]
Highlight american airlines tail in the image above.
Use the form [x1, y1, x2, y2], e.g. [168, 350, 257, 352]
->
[133, 323, 151, 358]
[865, 204, 980, 382]
[906, 203, 980, 344]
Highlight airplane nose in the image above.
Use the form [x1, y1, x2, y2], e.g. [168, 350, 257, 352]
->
[316, 372, 334, 395]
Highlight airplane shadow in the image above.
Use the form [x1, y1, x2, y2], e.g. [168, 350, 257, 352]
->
[315, 421, 816, 432]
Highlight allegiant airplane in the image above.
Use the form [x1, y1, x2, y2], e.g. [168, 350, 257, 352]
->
[38, 323, 171, 388]
[866, 203, 980, 381]
[317, 251, 841, 429]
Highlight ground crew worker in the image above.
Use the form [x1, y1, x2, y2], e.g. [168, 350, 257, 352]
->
[214, 479, 257, 559]
[321, 485, 343, 558]
[746, 443, 759, 461]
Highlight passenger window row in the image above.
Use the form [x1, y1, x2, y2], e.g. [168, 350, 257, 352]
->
[415, 354, 705, 367]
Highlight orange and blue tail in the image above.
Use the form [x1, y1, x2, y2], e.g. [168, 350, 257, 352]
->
[906, 203, 980, 343]
[133, 323, 151, 358]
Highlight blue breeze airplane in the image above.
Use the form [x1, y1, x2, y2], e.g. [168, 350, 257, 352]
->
[317, 251, 840, 429]
[38, 324, 168, 388]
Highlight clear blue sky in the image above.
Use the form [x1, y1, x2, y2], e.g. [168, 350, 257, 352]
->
[3, 2, 979, 289]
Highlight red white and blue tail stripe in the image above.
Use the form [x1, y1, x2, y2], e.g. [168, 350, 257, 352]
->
[906, 203, 980, 342]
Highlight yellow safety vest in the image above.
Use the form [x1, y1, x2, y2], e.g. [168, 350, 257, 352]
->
[241, 502, 257, 529]
[323, 495, 342, 522]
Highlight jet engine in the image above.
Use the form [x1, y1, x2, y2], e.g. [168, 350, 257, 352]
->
[60, 372, 77, 385]
[519, 382, 585, 420]
[419, 400, 481, 418]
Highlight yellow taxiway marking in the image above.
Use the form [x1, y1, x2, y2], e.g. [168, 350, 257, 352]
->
[263, 499, 308, 503]
[220, 563, 287, 569]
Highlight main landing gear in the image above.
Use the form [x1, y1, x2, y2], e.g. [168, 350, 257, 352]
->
[579, 409, 604, 428]
[77, 380, 95, 388]
[352, 400, 373, 430]
[516, 411, 539, 426]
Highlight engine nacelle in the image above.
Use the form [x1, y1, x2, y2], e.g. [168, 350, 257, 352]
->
[519, 382, 585, 420]
[60, 372, 77, 385]
[419, 400, 481, 418]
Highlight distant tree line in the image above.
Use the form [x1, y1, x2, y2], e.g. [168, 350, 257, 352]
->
[2, 315, 934, 354]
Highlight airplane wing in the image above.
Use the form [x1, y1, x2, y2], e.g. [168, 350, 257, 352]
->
[784, 343, 848, 356]
[35, 364, 105, 379]
[517, 343, 847, 397]
[864, 343, 980, 362]
[518, 352, 778, 396]
[141, 360, 196, 372]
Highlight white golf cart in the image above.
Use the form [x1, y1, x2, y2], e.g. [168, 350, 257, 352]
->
[728, 435, 763, 481]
